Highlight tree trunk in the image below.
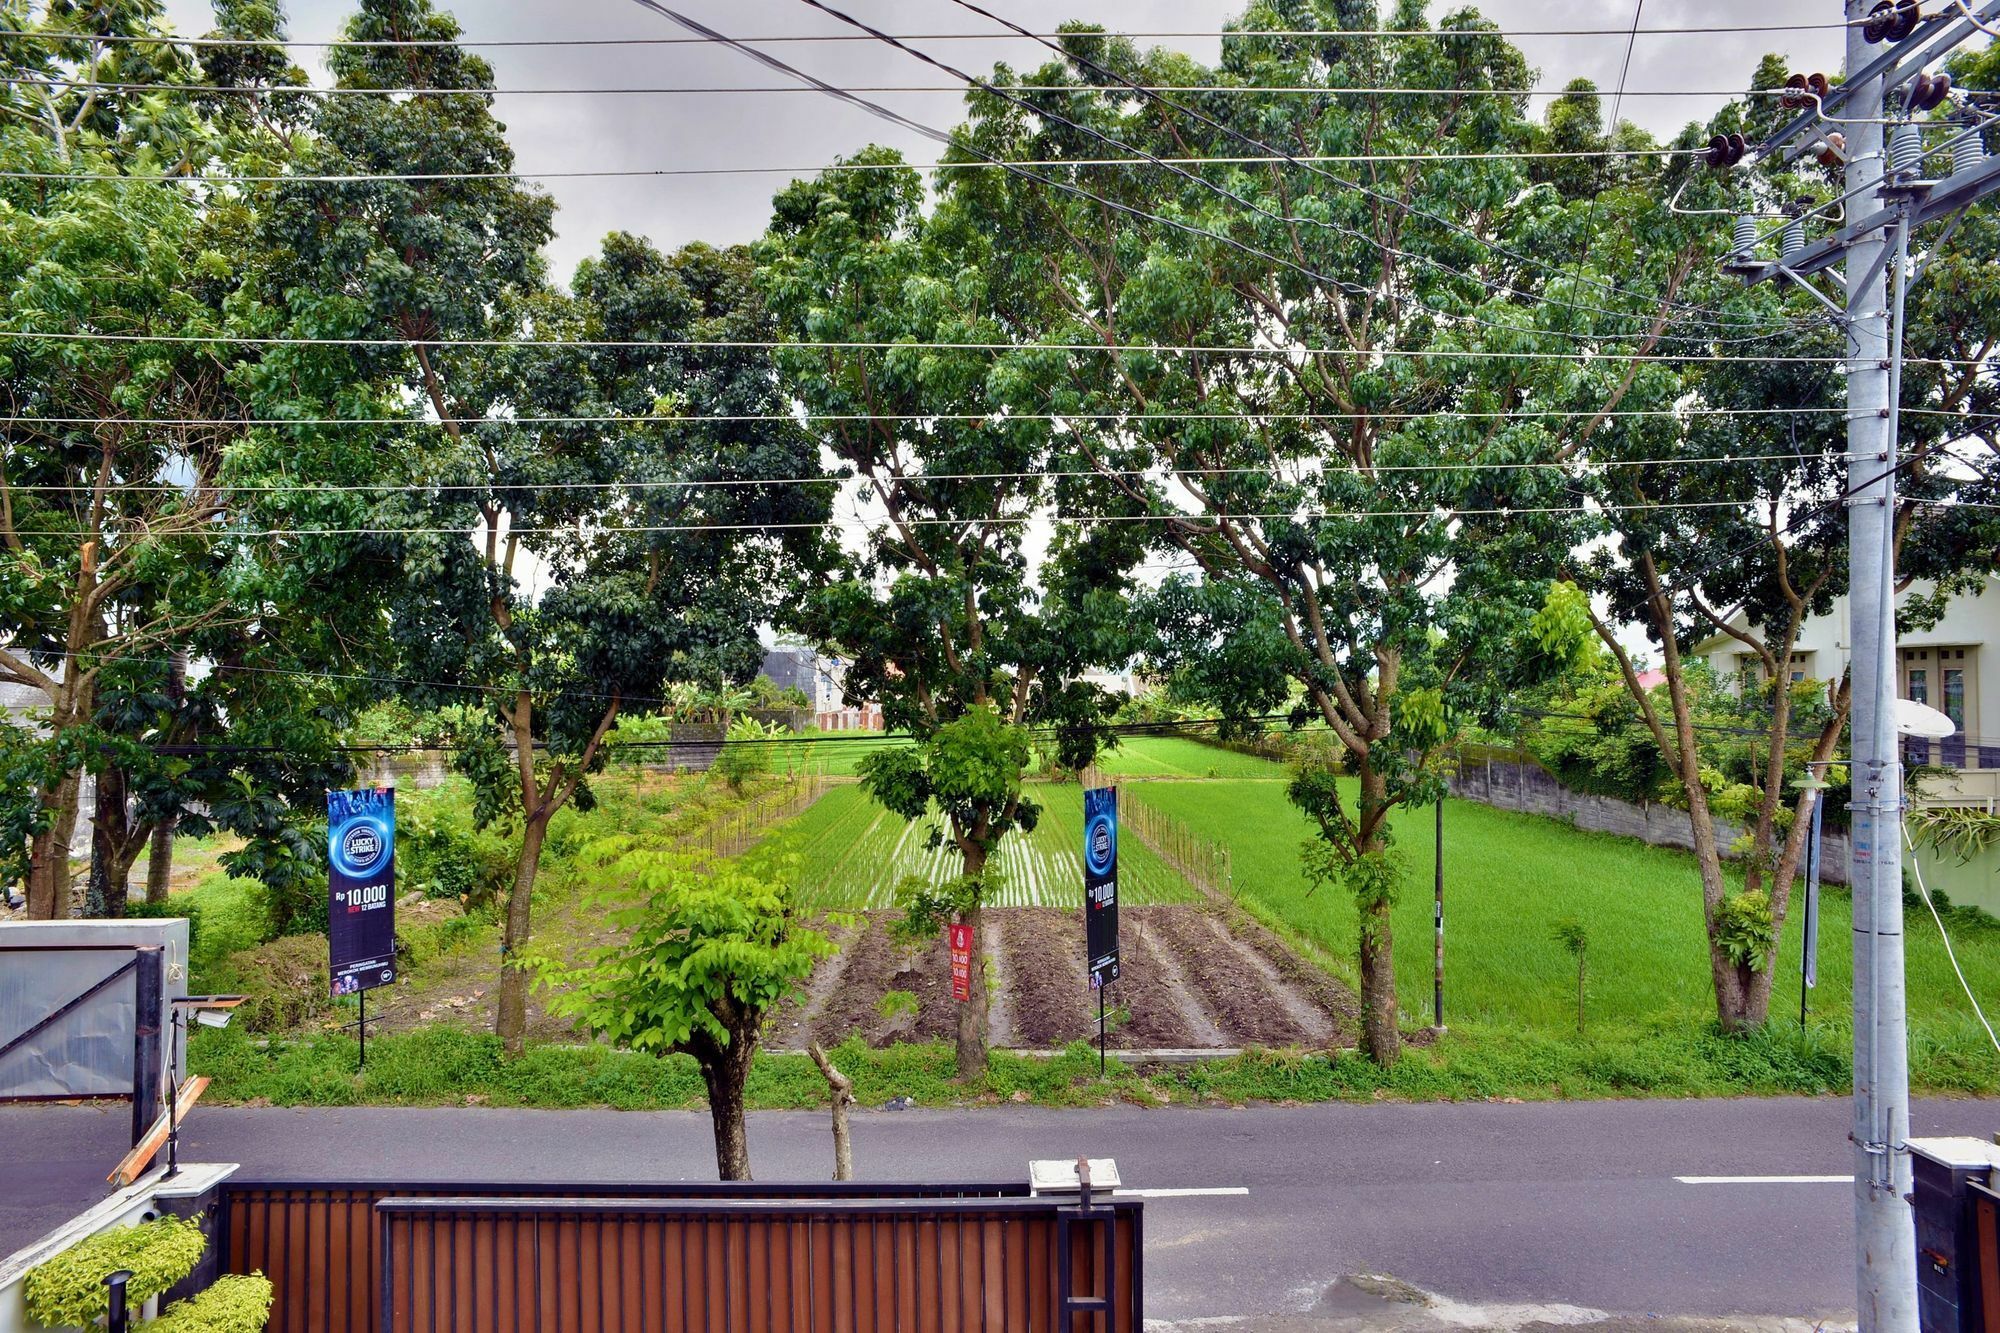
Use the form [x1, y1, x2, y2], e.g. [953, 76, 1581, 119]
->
[808, 1042, 854, 1180]
[146, 647, 188, 906]
[26, 768, 83, 919]
[1683, 779, 1758, 1031]
[955, 844, 990, 1080]
[86, 764, 131, 918]
[495, 813, 549, 1058]
[144, 819, 176, 905]
[698, 1036, 757, 1181]
[1355, 765, 1402, 1065]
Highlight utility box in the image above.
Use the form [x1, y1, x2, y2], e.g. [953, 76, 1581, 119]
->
[1910, 1136, 2000, 1333]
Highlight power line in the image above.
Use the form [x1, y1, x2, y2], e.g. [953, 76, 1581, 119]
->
[928, 0, 1789, 338]
[0, 147, 1701, 186]
[17, 498, 1987, 541]
[789, 0, 1791, 340]
[0, 22, 1861, 51]
[0, 451, 1885, 497]
[0, 74, 1858, 99]
[0, 405, 1897, 429]
[4, 329, 1932, 364]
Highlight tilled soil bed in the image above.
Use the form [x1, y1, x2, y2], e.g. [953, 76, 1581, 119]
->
[767, 903, 1353, 1052]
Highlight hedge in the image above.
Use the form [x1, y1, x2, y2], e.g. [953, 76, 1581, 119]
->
[24, 1215, 205, 1328]
[149, 1273, 275, 1333]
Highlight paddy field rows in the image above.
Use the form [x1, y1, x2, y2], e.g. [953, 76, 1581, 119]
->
[773, 782, 1204, 910]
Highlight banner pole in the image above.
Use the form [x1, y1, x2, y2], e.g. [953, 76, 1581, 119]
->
[1098, 987, 1106, 1078]
[359, 989, 366, 1072]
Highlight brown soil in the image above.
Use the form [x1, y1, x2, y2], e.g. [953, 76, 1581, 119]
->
[1104, 913, 1222, 1048]
[767, 904, 1355, 1053]
[1141, 908, 1325, 1047]
[992, 908, 1092, 1047]
[1215, 903, 1362, 1035]
[795, 914, 958, 1047]
[763, 915, 864, 1049]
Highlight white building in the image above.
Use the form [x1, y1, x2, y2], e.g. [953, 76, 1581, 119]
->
[1695, 576, 2000, 807]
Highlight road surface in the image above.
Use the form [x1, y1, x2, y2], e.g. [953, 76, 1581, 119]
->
[5, 1096, 1996, 1321]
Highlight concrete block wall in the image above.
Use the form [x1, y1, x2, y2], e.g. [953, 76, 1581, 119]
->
[1448, 752, 1853, 887]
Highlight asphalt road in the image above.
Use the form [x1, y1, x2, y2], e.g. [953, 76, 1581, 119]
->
[5, 1096, 1998, 1321]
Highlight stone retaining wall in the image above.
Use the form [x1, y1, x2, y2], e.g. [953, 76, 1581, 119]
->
[1449, 751, 1853, 887]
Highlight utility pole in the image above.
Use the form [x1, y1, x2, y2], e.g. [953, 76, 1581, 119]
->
[1724, 3, 2000, 1323]
[1839, 7, 1916, 1320]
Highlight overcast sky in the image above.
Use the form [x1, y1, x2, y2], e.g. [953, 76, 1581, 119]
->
[160, 0, 1850, 279]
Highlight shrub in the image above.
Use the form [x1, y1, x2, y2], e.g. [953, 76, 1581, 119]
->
[713, 716, 781, 791]
[128, 897, 202, 962]
[397, 791, 514, 908]
[149, 1273, 275, 1333]
[24, 1215, 206, 1328]
[226, 934, 332, 1034]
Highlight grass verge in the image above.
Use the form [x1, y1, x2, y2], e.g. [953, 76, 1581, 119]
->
[192, 1015, 1883, 1112]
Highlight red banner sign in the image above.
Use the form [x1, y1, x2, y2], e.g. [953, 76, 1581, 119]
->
[949, 923, 974, 1002]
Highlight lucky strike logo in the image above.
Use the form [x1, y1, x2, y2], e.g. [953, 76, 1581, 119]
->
[1085, 813, 1116, 876]
[332, 817, 389, 877]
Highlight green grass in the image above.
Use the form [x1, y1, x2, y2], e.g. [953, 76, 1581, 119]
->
[1125, 776, 2000, 1092]
[768, 783, 1202, 910]
[1091, 735, 1285, 780]
[190, 1019, 1855, 1111]
[162, 846, 266, 993]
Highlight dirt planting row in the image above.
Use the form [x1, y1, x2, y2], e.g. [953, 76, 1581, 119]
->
[765, 904, 1354, 1053]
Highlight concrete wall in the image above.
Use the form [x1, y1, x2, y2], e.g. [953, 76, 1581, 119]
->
[0, 1164, 235, 1333]
[1448, 752, 1854, 887]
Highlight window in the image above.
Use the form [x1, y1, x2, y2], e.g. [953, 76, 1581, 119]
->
[1945, 668, 1966, 730]
[1909, 668, 1929, 706]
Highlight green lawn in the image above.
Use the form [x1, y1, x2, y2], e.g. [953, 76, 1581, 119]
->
[769, 782, 1202, 910]
[1091, 735, 1286, 780]
[1124, 771, 2000, 1090]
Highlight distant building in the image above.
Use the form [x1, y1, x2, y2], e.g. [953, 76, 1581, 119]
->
[1693, 576, 2000, 807]
[760, 642, 881, 730]
[0, 679, 95, 856]
[1081, 665, 1142, 697]
[758, 645, 820, 702]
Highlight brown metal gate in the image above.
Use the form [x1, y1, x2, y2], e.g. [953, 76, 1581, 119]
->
[375, 1197, 1139, 1333]
[219, 1179, 1136, 1333]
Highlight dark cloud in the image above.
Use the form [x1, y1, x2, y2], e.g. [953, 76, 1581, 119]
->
[164, 0, 1845, 275]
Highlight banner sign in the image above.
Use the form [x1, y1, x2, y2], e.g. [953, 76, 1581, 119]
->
[1084, 786, 1120, 989]
[949, 923, 974, 1002]
[328, 787, 397, 997]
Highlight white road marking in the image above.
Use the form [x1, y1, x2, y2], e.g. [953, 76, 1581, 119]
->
[1112, 1186, 1252, 1198]
[1674, 1174, 1852, 1185]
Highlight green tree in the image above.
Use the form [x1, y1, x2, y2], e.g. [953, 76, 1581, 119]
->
[536, 848, 836, 1180]
[760, 150, 1142, 1077]
[262, 0, 823, 1052]
[0, 0, 384, 920]
[941, 4, 1666, 1062]
[1561, 58, 1995, 1030]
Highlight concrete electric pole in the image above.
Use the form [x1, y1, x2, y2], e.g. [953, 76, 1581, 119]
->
[1727, 1, 2000, 1324]
[1838, 8, 1917, 1322]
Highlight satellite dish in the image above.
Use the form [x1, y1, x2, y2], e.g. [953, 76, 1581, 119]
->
[1894, 697, 1957, 739]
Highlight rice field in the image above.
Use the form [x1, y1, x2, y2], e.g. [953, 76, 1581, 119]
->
[769, 783, 1204, 910]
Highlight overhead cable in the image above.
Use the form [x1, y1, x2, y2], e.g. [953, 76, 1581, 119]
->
[0, 22, 1862, 51]
[0, 329, 1960, 365]
[922, 0, 1788, 335]
[784, 0, 1791, 339]
[0, 451, 1883, 497]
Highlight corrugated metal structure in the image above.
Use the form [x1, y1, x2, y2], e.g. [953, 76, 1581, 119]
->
[0, 920, 185, 1142]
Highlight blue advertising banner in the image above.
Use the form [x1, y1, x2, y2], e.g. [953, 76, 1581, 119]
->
[1084, 786, 1119, 989]
[328, 787, 396, 997]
